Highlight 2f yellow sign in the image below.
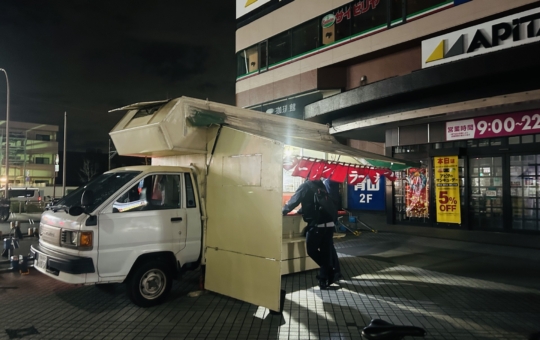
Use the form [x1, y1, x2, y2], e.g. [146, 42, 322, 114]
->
[434, 156, 461, 224]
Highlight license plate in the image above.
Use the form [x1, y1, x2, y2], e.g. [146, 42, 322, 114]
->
[36, 254, 47, 270]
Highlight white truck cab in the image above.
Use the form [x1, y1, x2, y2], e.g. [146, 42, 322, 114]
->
[32, 166, 202, 306]
[31, 96, 413, 311]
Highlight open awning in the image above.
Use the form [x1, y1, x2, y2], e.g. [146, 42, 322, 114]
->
[109, 96, 420, 169]
[184, 98, 420, 168]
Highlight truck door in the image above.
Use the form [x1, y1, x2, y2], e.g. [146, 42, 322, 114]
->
[98, 173, 187, 278]
[203, 127, 283, 312]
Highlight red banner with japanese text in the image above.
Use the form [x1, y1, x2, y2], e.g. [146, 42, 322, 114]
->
[434, 156, 461, 224]
[291, 158, 314, 178]
[406, 168, 429, 218]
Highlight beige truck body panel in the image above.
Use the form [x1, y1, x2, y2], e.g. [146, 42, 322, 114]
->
[110, 96, 412, 312]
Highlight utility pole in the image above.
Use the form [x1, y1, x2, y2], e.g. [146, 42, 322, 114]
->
[0, 68, 9, 198]
[62, 112, 67, 197]
[53, 154, 59, 199]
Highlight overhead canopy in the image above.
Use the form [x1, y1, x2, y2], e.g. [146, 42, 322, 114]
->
[109, 96, 419, 168]
[363, 160, 413, 171]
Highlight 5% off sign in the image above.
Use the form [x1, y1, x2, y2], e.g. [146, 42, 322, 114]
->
[434, 156, 461, 224]
[438, 191, 458, 212]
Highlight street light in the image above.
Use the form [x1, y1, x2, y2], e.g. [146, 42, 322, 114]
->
[0, 69, 9, 199]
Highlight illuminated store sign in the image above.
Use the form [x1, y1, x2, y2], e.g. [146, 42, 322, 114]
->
[321, 14, 336, 28]
[347, 177, 385, 211]
[236, 0, 271, 19]
[446, 109, 540, 141]
[422, 7, 540, 68]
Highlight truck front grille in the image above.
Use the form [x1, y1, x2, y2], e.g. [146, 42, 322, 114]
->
[39, 224, 62, 246]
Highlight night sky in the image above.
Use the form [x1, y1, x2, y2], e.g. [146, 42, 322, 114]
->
[0, 1, 237, 152]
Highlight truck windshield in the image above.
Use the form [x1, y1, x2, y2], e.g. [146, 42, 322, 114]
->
[54, 171, 141, 212]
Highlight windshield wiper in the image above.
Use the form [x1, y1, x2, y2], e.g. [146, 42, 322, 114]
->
[50, 204, 69, 213]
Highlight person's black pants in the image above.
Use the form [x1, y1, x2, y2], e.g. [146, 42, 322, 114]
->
[331, 244, 340, 275]
[306, 226, 334, 279]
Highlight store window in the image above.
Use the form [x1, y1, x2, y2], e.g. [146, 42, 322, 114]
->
[455, 140, 467, 148]
[469, 157, 503, 229]
[352, 0, 387, 35]
[490, 138, 503, 146]
[292, 19, 319, 56]
[522, 135, 534, 144]
[510, 155, 540, 231]
[407, 0, 449, 18]
[268, 31, 291, 66]
[236, 44, 259, 76]
[259, 41, 268, 71]
[509, 136, 520, 144]
[390, 0, 404, 25]
[467, 140, 478, 147]
[478, 139, 490, 147]
[236, 0, 454, 77]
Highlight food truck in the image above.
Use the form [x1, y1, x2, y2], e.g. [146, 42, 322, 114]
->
[30, 97, 413, 312]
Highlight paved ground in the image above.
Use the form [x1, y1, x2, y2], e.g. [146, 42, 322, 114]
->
[2, 225, 540, 340]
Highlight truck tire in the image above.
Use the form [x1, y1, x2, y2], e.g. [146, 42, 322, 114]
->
[127, 261, 172, 307]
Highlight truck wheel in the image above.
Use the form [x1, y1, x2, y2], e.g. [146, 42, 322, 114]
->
[127, 261, 172, 307]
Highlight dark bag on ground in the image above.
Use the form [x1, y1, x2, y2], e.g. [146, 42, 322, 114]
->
[307, 181, 338, 224]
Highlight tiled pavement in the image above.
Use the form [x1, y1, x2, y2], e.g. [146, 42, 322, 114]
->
[2, 232, 540, 340]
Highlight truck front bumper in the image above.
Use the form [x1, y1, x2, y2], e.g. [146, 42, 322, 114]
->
[30, 244, 95, 276]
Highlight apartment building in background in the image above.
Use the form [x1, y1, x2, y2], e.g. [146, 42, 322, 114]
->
[0, 121, 59, 186]
[236, 0, 540, 234]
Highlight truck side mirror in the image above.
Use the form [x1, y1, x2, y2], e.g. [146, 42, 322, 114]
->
[81, 190, 95, 207]
[68, 206, 85, 216]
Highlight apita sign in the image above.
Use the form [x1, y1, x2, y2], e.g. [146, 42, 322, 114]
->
[236, 0, 271, 19]
[422, 7, 540, 68]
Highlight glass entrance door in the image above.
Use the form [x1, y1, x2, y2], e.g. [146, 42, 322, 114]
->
[469, 157, 503, 229]
[510, 155, 540, 231]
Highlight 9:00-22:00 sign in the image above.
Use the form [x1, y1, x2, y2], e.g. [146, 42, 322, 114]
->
[446, 110, 540, 141]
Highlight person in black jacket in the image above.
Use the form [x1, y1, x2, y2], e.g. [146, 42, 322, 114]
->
[282, 179, 336, 289]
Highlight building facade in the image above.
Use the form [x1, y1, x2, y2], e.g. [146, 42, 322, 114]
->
[0, 121, 59, 186]
[235, 0, 540, 234]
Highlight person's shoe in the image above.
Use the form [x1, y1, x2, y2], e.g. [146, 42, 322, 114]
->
[316, 275, 328, 290]
[328, 272, 342, 285]
[319, 279, 328, 290]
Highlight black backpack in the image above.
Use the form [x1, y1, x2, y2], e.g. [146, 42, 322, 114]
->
[307, 181, 338, 224]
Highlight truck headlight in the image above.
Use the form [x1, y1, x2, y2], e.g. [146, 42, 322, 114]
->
[61, 230, 93, 250]
[69, 231, 79, 245]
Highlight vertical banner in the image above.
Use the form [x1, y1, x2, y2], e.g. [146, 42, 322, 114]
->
[406, 168, 429, 218]
[434, 156, 461, 224]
